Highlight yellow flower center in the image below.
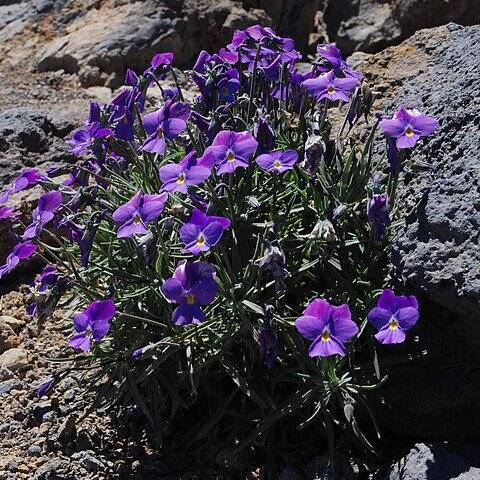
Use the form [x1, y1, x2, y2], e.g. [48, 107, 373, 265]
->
[405, 127, 414, 137]
[321, 330, 330, 341]
[177, 173, 185, 184]
[186, 293, 195, 305]
[227, 152, 235, 162]
[389, 319, 398, 330]
[157, 128, 164, 138]
[123, 115, 129, 124]
[133, 214, 141, 224]
[327, 86, 336, 95]
[197, 234, 205, 246]
[273, 160, 282, 169]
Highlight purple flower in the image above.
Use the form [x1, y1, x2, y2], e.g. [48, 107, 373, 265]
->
[0, 168, 42, 204]
[142, 101, 191, 155]
[315, 44, 363, 81]
[67, 122, 113, 156]
[179, 209, 230, 256]
[295, 298, 359, 357]
[259, 327, 279, 369]
[37, 378, 55, 398]
[144, 52, 174, 77]
[112, 191, 168, 238]
[23, 191, 63, 240]
[0, 206, 17, 221]
[159, 150, 212, 193]
[0, 241, 37, 279]
[201, 130, 258, 175]
[368, 289, 419, 344]
[379, 106, 438, 149]
[256, 150, 298, 173]
[302, 71, 359, 102]
[162, 260, 218, 325]
[254, 117, 276, 154]
[217, 69, 240, 102]
[68, 299, 116, 351]
[367, 194, 391, 242]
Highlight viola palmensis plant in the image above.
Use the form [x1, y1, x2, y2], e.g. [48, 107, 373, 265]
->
[0, 26, 438, 461]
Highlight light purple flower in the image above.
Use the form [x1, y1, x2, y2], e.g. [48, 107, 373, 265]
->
[0, 241, 37, 279]
[162, 260, 218, 325]
[367, 289, 419, 344]
[23, 191, 63, 240]
[68, 299, 116, 351]
[295, 298, 359, 357]
[179, 209, 230, 256]
[379, 106, 438, 149]
[67, 122, 113, 156]
[112, 191, 168, 238]
[0, 168, 42, 204]
[201, 130, 258, 174]
[159, 150, 212, 193]
[302, 71, 359, 102]
[256, 150, 298, 173]
[0, 206, 17, 221]
[142, 101, 191, 155]
[367, 194, 391, 242]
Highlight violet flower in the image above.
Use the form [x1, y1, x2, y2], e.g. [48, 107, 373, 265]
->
[112, 191, 168, 238]
[0, 206, 17, 221]
[295, 298, 359, 357]
[201, 130, 258, 174]
[367, 289, 419, 344]
[0, 168, 42, 204]
[159, 150, 212, 194]
[0, 241, 37, 279]
[142, 101, 191, 155]
[37, 378, 55, 398]
[162, 260, 218, 325]
[69, 299, 116, 351]
[254, 116, 276, 154]
[315, 44, 363, 80]
[379, 106, 438, 149]
[254, 240, 289, 291]
[259, 327, 279, 369]
[303, 71, 359, 102]
[67, 122, 113, 156]
[256, 150, 298, 173]
[179, 209, 230, 256]
[23, 191, 63, 240]
[367, 194, 391, 242]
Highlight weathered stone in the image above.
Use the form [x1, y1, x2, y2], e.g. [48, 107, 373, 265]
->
[0, 378, 22, 397]
[0, 348, 29, 371]
[352, 23, 480, 441]
[388, 443, 480, 480]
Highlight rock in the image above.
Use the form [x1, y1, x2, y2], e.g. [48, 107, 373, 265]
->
[0, 378, 22, 397]
[0, 348, 29, 371]
[304, 452, 365, 480]
[56, 414, 76, 444]
[279, 468, 303, 480]
[388, 443, 480, 480]
[352, 23, 480, 440]
[71, 451, 104, 472]
[28, 445, 42, 457]
[324, 0, 480, 55]
[74, 429, 94, 452]
[34, 457, 70, 480]
[0, 315, 26, 331]
[0, 318, 20, 354]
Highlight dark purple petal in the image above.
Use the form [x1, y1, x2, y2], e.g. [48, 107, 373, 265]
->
[85, 299, 116, 323]
[163, 118, 187, 140]
[179, 222, 201, 246]
[376, 289, 398, 313]
[189, 277, 218, 305]
[73, 312, 89, 333]
[38, 191, 62, 213]
[295, 315, 325, 341]
[329, 305, 358, 343]
[303, 298, 331, 321]
[91, 318, 111, 341]
[142, 111, 161, 135]
[162, 277, 186, 303]
[367, 307, 391, 330]
[202, 221, 225, 247]
[169, 102, 191, 122]
[172, 301, 205, 325]
[118, 218, 147, 238]
[396, 307, 419, 330]
[112, 204, 136, 225]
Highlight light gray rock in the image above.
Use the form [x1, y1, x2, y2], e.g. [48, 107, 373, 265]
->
[388, 443, 480, 480]
[0, 348, 29, 371]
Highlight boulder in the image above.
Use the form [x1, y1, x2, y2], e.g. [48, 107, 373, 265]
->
[351, 23, 480, 441]
[387, 443, 480, 480]
[0, 347, 29, 371]
[324, 0, 480, 54]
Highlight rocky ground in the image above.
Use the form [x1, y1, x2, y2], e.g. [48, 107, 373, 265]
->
[1, 0, 480, 478]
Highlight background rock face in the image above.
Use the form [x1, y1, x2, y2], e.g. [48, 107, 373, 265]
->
[325, 0, 480, 54]
[352, 23, 480, 441]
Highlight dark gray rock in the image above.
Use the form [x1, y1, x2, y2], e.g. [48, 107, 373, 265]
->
[34, 457, 70, 480]
[71, 451, 104, 472]
[324, 0, 480, 55]
[388, 443, 480, 480]
[28, 444, 42, 456]
[352, 23, 480, 441]
[0, 378, 21, 397]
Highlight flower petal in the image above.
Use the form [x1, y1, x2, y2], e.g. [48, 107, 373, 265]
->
[140, 193, 168, 222]
[162, 278, 186, 303]
[190, 277, 218, 305]
[375, 325, 406, 344]
[308, 335, 346, 357]
[377, 289, 398, 312]
[396, 307, 419, 330]
[295, 315, 325, 341]
[303, 298, 331, 321]
[68, 332, 91, 351]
